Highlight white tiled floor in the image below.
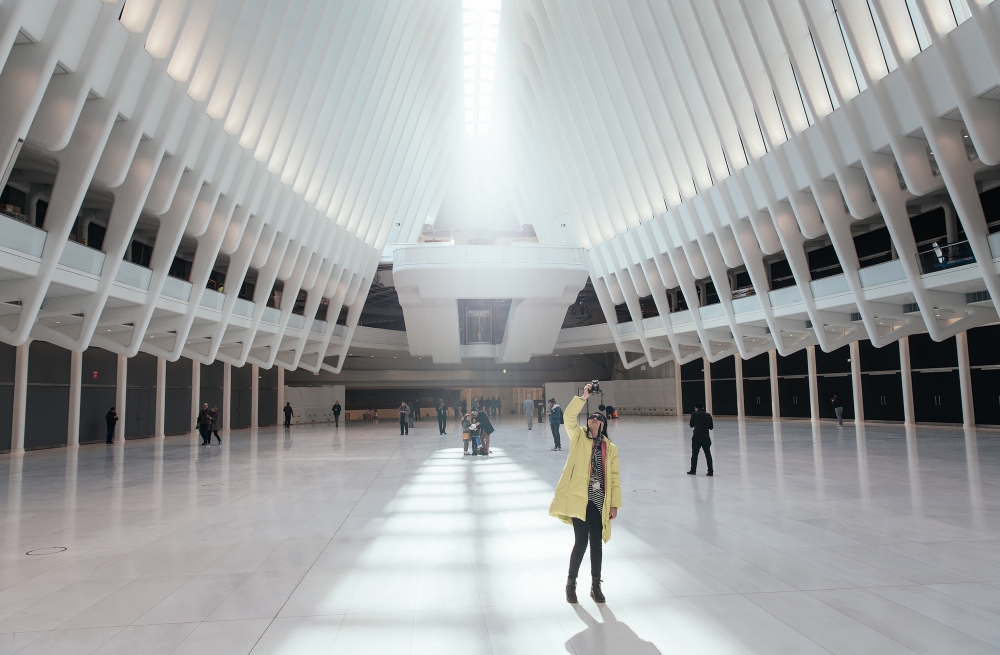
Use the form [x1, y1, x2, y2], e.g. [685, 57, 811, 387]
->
[0, 415, 999, 654]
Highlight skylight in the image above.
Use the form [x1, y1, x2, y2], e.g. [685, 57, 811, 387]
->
[463, 0, 501, 136]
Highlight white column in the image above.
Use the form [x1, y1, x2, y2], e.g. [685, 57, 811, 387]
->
[769, 349, 780, 419]
[68, 350, 82, 446]
[116, 354, 127, 442]
[11, 341, 29, 452]
[735, 355, 745, 419]
[673, 359, 683, 417]
[850, 340, 864, 425]
[703, 356, 712, 414]
[251, 364, 259, 428]
[807, 345, 819, 422]
[191, 361, 200, 432]
[277, 366, 285, 420]
[900, 337, 915, 426]
[957, 331, 975, 428]
[155, 357, 166, 438]
[222, 363, 231, 430]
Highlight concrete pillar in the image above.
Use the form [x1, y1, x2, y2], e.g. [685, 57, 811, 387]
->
[222, 363, 231, 430]
[807, 345, 819, 422]
[900, 337, 915, 426]
[191, 361, 200, 432]
[68, 350, 82, 446]
[116, 354, 127, 442]
[277, 366, 285, 420]
[11, 341, 29, 452]
[769, 349, 780, 419]
[703, 356, 712, 414]
[957, 331, 975, 428]
[735, 355, 745, 419]
[850, 340, 864, 425]
[251, 364, 259, 428]
[674, 359, 683, 417]
[155, 357, 166, 438]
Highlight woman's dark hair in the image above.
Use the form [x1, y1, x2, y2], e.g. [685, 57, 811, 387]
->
[587, 412, 610, 441]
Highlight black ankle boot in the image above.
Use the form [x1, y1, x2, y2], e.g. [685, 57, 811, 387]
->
[590, 578, 605, 603]
[566, 577, 578, 603]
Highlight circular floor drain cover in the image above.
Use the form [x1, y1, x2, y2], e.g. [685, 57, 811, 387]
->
[201, 483, 224, 486]
[26, 547, 66, 556]
[633, 489, 657, 493]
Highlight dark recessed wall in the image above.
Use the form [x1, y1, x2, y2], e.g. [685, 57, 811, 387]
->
[259, 366, 278, 426]
[200, 360, 225, 416]
[165, 357, 192, 435]
[81, 348, 117, 444]
[231, 363, 253, 429]
[125, 352, 157, 439]
[0, 343, 14, 451]
[25, 341, 70, 450]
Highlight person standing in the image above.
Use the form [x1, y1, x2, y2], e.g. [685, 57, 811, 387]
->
[105, 407, 118, 444]
[549, 383, 622, 605]
[210, 406, 221, 444]
[523, 397, 535, 430]
[197, 402, 212, 445]
[461, 414, 474, 455]
[398, 401, 410, 435]
[437, 399, 448, 435]
[332, 400, 342, 427]
[496, 396, 502, 417]
[687, 401, 714, 476]
[283, 402, 293, 428]
[461, 398, 467, 416]
[548, 398, 564, 451]
[475, 409, 494, 454]
[413, 399, 421, 423]
[831, 394, 844, 427]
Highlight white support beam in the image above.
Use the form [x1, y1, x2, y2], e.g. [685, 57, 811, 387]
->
[116, 355, 127, 443]
[222, 363, 231, 430]
[735, 354, 745, 420]
[251, 364, 259, 429]
[68, 350, 81, 446]
[807, 346, 819, 423]
[850, 341, 864, 426]
[11, 342, 29, 453]
[191, 362, 200, 433]
[703, 356, 712, 414]
[769, 350, 780, 420]
[957, 331, 975, 428]
[900, 338, 915, 426]
[155, 357, 166, 438]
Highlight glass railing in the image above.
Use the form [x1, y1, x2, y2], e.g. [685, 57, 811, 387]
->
[916, 240, 976, 274]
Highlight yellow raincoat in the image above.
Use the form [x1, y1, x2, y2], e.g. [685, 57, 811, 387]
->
[548, 396, 622, 543]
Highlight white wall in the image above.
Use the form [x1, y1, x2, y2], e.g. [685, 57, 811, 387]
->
[545, 379, 677, 419]
[285, 385, 346, 424]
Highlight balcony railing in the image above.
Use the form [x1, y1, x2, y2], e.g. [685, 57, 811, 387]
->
[916, 240, 976, 274]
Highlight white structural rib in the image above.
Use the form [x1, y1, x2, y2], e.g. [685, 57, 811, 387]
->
[496, 0, 1000, 367]
[0, 0, 456, 373]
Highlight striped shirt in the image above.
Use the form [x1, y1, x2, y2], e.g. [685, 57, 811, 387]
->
[588, 437, 605, 509]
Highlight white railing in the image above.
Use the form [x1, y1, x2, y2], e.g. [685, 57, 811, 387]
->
[810, 274, 850, 298]
[59, 241, 105, 276]
[858, 259, 906, 287]
[0, 214, 46, 257]
[233, 298, 255, 317]
[768, 285, 802, 306]
[199, 289, 225, 311]
[114, 261, 152, 289]
[162, 276, 192, 301]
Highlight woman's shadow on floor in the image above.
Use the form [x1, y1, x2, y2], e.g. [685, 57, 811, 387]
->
[565, 604, 660, 654]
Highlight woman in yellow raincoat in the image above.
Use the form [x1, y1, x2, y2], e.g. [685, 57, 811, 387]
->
[548, 383, 621, 603]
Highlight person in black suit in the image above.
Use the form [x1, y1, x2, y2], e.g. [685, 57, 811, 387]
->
[687, 402, 714, 476]
[475, 409, 494, 455]
[332, 401, 341, 427]
[437, 399, 448, 435]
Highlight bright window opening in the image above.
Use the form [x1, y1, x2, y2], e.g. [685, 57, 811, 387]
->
[463, 0, 501, 136]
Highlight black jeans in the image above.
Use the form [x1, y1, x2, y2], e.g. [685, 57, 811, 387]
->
[691, 436, 713, 472]
[438, 415, 447, 434]
[106, 425, 114, 444]
[569, 501, 603, 581]
[334, 414, 340, 427]
[550, 422, 561, 448]
[400, 419, 408, 435]
[200, 426, 211, 444]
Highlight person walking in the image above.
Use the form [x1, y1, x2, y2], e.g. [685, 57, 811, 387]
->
[523, 397, 535, 430]
[105, 407, 118, 444]
[283, 402, 293, 428]
[548, 398, 564, 451]
[332, 400, 342, 427]
[475, 409, 494, 454]
[549, 383, 622, 605]
[210, 406, 221, 444]
[437, 399, 448, 435]
[197, 402, 212, 445]
[687, 401, 714, 476]
[831, 394, 844, 427]
[398, 401, 410, 435]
